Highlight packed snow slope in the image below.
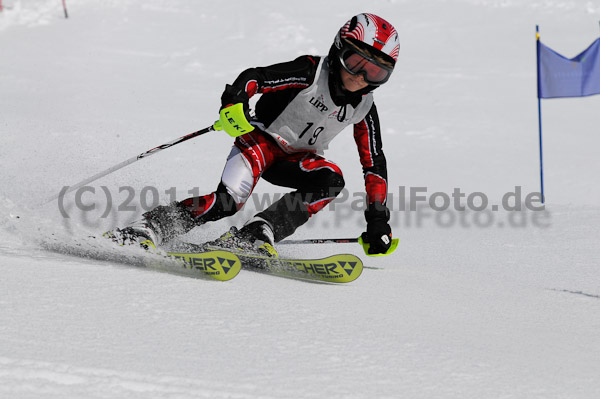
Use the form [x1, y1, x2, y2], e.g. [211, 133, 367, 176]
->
[1, 1, 599, 398]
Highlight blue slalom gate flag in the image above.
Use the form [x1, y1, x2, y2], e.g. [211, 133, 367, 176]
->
[537, 37, 600, 98]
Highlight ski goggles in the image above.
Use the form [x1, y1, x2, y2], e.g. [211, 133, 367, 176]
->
[339, 48, 393, 85]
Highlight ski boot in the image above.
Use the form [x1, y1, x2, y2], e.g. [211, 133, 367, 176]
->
[103, 202, 196, 251]
[205, 218, 278, 258]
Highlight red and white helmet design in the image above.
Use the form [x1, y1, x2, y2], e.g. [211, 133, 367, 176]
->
[335, 13, 400, 64]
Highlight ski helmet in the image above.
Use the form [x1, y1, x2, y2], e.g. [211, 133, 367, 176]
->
[330, 13, 399, 86]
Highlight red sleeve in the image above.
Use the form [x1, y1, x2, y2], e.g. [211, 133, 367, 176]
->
[353, 103, 389, 205]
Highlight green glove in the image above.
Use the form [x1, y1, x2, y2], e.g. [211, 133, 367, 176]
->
[214, 103, 254, 137]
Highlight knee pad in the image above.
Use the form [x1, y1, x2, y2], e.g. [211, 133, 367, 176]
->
[220, 146, 255, 205]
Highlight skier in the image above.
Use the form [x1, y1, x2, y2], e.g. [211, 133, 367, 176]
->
[106, 13, 399, 257]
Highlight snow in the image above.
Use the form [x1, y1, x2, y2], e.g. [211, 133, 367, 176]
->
[1, 0, 600, 398]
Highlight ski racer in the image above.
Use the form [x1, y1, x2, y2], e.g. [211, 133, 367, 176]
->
[106, 13, 399, 257]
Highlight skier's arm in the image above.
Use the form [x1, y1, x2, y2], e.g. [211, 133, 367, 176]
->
[218, 56, 318, 137]
[353, 103, 392, 254]
[221, 55, 318, 106]
[353, 103, 388, 205]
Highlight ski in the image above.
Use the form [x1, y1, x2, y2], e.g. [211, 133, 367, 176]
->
[39, 235, 242, 281]
[164, 250, 241, 281]
[175, 242, 363, 283]
[235, 252, 363, 283]
[42, 233, 357, 282]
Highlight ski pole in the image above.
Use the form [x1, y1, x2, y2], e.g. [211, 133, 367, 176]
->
[280, 238, 360, 245]
[62, 0, 68, 18]
[279, 237, 399, 257]
[44, 123, 218, 204]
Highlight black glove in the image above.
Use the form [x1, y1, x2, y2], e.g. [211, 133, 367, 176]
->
[362, 202, 392, 254]
[220, 84, 250, 112]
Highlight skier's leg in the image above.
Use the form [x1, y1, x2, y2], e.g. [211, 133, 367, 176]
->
[202, 131, 299, 255]
[139, 182, 237, 245]
[106, 138, 268, 247]
[157, 130, 284, 241]
[181, 144, 258, 222]
[146, 144, 262, 243]
[245, 153, 345, 242]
